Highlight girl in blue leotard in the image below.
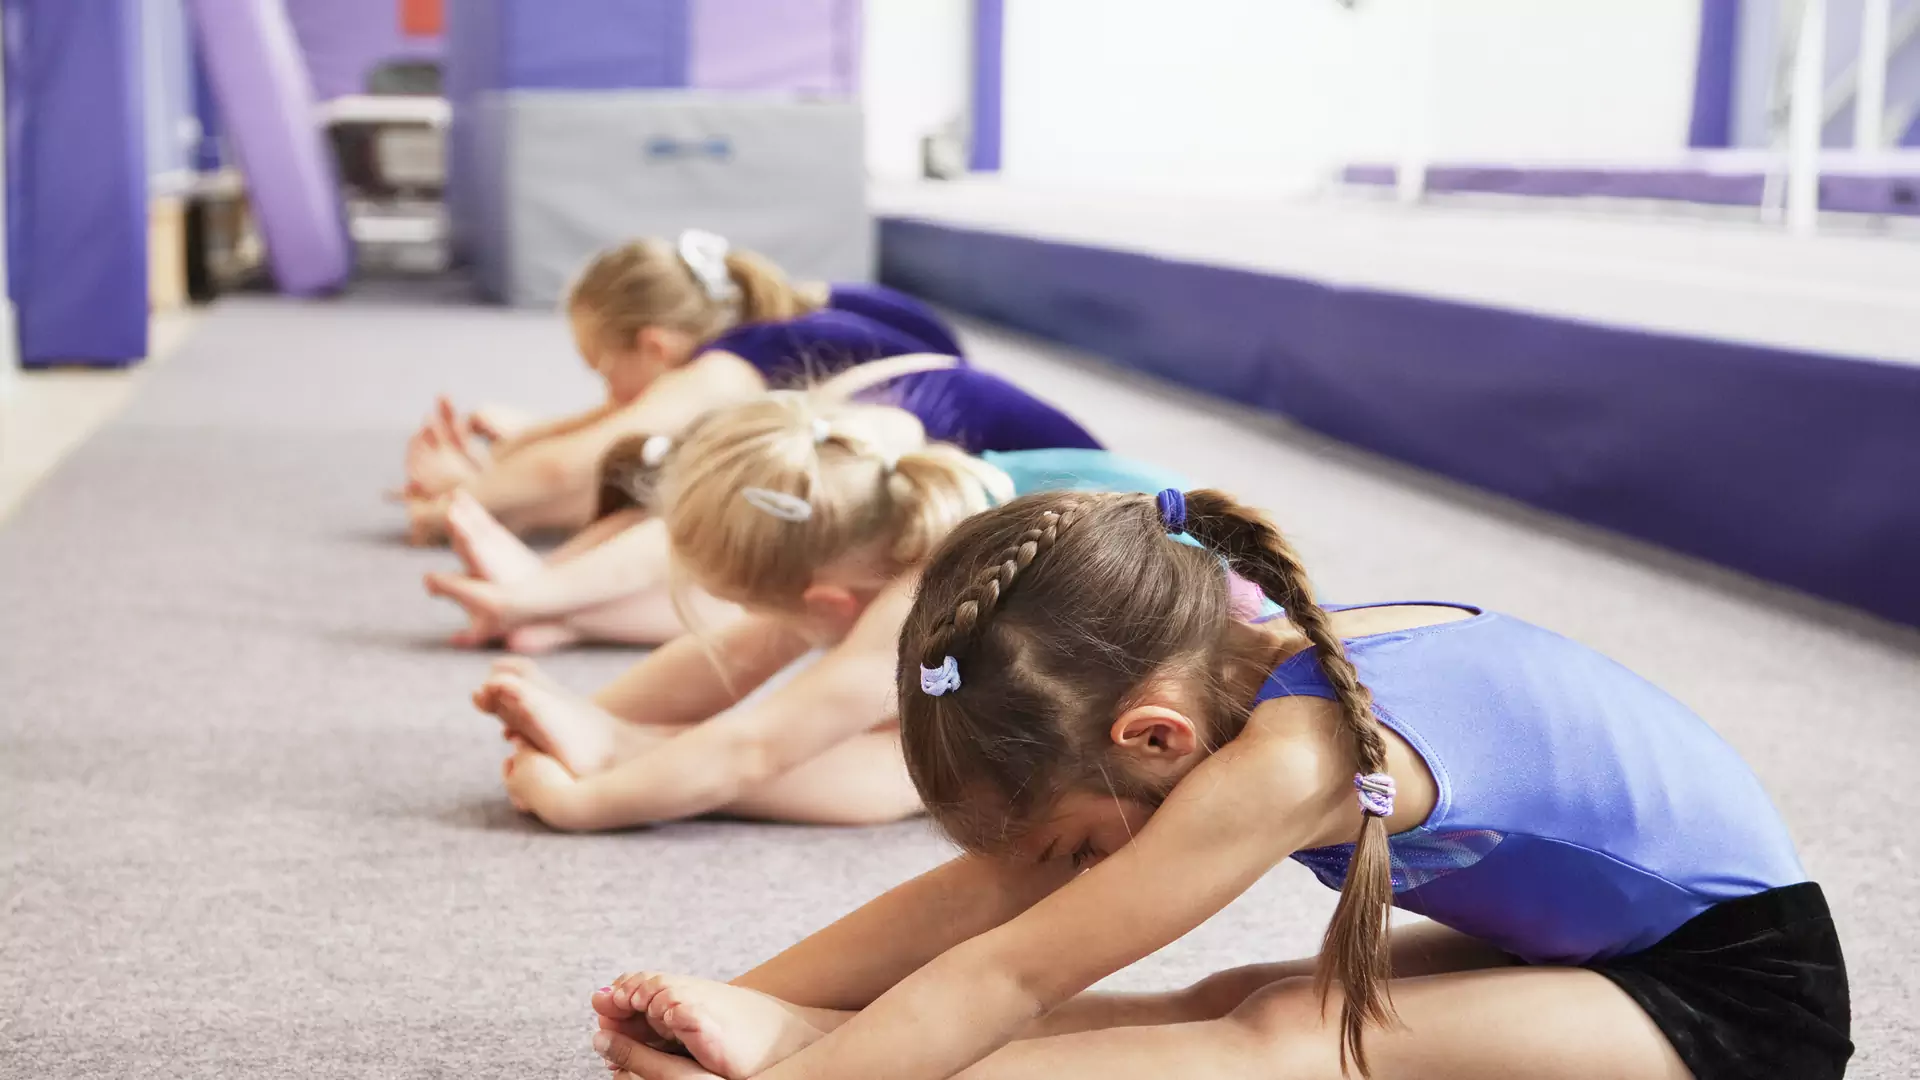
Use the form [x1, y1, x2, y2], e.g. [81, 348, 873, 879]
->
[471, 392, 1179, 834]
[586, 488, 1850, 1080]
[399, 231, 961, 543]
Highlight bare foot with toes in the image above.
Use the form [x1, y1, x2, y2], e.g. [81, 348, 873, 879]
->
[597, 973, 822, 1080]
[474, 670, 621, 775]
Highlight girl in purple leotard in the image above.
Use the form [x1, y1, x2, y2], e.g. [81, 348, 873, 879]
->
[397, 231, 964, 544]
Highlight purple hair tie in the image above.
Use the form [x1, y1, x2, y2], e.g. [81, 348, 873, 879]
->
[1354, 773, 1395, 818]
[1155, 488, 1186, 530]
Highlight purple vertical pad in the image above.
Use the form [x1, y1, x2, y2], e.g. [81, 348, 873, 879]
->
[4, 0, 149, 366]
[186, 0, 351, 296]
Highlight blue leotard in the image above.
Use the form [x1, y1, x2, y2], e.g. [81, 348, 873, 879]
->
[706, 285, 962, 384]
[1259, 604, 1806, 965]
[983, 448, 1186, 498]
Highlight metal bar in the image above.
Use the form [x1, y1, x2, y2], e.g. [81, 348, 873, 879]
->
[1786, 0, 1827, 234]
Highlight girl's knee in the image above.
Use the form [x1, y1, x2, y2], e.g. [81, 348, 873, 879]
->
[1225, 978, 1342, 1078]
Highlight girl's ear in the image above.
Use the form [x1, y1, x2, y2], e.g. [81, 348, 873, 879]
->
[1109, 705, 1202, 763]
[799, 583, 862, 629]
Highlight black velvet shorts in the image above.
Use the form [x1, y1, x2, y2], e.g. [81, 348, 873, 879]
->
[1590, 883, 1851, 1080]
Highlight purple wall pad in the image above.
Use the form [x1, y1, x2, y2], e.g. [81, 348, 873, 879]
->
[283, 0, 444, 100]
[878, 216, 1920, 629]
[187, 0, 352, 296]
[498, 0, 688, 90]
[1689, 0, 1740, 148]
[691, 0, 859, 94]
[4, 0, 149, 366]
[970, 0, 1003, 171]
[1342, 164, 1920, 216]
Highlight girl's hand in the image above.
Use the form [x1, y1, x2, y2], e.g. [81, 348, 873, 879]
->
[592, 1030, 721, 1079]
[502, 743, 575, 816]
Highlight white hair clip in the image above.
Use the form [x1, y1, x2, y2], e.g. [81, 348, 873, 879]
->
[811, 418, 832, 445]
[920, 655, 961, 696]
[741, 487, 813, 522]
[640, 434, 672, 468]
[677, 229, 740, 304]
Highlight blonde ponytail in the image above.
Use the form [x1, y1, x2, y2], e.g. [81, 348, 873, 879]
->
[724, 249, 824, 325]
[885, 445, 1014, 566]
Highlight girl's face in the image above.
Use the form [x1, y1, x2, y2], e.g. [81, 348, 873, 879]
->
[1015, 789, 1159, 871]
[570, 308, 696, 405]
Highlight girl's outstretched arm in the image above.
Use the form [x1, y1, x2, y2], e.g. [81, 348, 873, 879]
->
[485, 399, 620, 461]
[735, 854, 1078, 1011]
[593, 615, 813, 729]
[461, 353, 765, 526]
[748, 702, 1350, 1080]
[538, 588, 914, 831]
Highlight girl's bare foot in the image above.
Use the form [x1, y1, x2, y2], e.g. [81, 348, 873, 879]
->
[406, 494, 452, 547]
[474, 670, 621, 775]
[425, 572, 511, 646]
[598, 973, 824, 1080]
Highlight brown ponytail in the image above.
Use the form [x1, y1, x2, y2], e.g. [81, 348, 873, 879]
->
[1182, 489, 1395, 1076]
[724, 249, 824, 325]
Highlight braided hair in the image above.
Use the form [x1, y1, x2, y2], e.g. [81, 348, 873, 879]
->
[897, 488, 1396, 1076]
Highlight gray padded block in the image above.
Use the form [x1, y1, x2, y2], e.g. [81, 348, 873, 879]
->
[473, 91, 870, 306]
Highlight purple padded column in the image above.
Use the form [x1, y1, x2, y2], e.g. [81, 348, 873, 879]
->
[4, 0, 149, 367]
[186, 0, 351, 296]
[970, 0, 1002, 171]
[1689, 0, 1741, 148]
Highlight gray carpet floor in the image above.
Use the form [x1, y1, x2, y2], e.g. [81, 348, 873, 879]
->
[2, 289, 1915, 1078]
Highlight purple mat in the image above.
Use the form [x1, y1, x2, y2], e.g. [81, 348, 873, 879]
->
[879, 215, 1920, 630]
[187, 0, 351, 296]
[3, 0, 148, 367]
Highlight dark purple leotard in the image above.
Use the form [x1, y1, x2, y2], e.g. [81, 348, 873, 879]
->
[705, 284, 964, 385]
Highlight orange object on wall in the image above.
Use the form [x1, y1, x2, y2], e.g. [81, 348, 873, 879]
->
[400, 0, 444, 36]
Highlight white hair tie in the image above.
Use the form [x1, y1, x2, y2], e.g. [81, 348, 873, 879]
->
[741, 487, 813, 522]
[677, 229, 740, 304]
[640, 434, 672, 468]
[811, 418, 832, 445]
[920, 655, 961, 696]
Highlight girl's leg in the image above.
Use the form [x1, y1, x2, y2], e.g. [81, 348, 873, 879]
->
[543, 507, 647, 567]
[954, 965, 1687, 1080]
[718, 727, 918, 825]
[594, 922, 1515, 1080]
[469, 402, 537, 442]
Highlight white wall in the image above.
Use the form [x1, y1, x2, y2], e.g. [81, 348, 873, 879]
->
[862, 0, 973, 180]
[998, 0, 1702, 190]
